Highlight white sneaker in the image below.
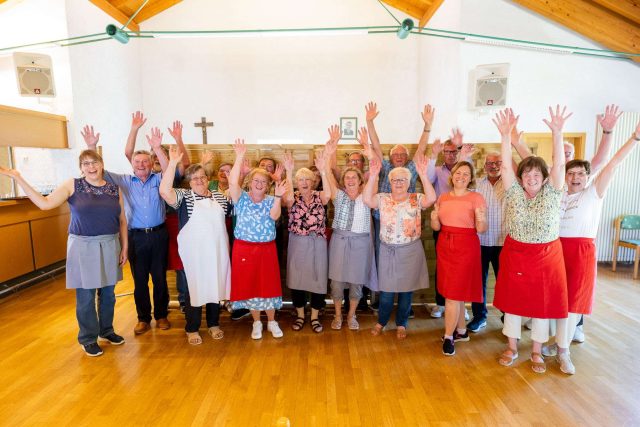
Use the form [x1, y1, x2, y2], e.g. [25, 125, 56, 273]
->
[557, 352, 576, 375]
[251, 321, 263, 340]
[430, 305, 444, 318]
[541, 343, 558, 357]
[267, 320, 284, 338]
[464, 308, 470, 321]
[572, 325, 585, 343]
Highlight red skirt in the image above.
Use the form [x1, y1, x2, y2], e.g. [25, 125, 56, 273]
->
[230, 239, 282, 301]
[436, 225, 483, 303]
[561, 237, 596, 314]
[494, 235, 568, 318]
[165, 213, 183, 271]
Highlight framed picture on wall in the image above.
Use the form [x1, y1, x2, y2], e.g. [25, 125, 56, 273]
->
[340, 117, 357, 140]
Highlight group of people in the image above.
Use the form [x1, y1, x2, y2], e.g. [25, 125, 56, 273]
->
[2, 103, 638, 376]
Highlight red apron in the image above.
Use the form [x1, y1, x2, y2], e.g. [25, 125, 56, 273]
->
[165, 212, 183, 271]
[436, 225, 483, 303]
[230, 239, 282, 301]
[494, 235, 568, 318]
[561, 237, 596, 314]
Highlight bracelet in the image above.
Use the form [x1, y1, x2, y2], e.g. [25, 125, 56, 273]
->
[423, 128, 430, 133]
[274, 195, 282, 199]
[634, 135, 640, 142]
[603, 130, 612, 134]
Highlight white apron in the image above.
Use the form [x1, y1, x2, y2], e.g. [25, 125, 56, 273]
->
[177, 192, 231, 306]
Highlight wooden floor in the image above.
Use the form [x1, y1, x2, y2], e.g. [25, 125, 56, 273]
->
[0, 265, 639, 427]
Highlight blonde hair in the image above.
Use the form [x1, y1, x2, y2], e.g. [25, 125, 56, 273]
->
[340, 167, 364, 187]
[245, 168, 272, 189]
[295, 167, 315, 181]
[447, 161, 477, 189]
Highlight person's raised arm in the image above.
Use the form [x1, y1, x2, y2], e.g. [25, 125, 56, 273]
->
[508, 108, 532, 161]
[415, 152, 436, 208]
[323, 136, 339, 201]
[125, 111, 147, 162]
[492, 108, 518, 190]
[282, 151, 295, 208]
[0, 168, 72, 210]
[357, 127, 375, 161]
[414, 104, 435, 161]
[594, 120, 640, 198]
[590, 104, 622, 175]
[117, 193, 128, 266]
[168, 120, 190, 175]
[543, 105, 573, 190]
[159, 145, 182, 206]
[314, 149, 332, 205]
[365, 101, 384, 161]
[146, 127, 169, 173]
[270, 180, 287, 220]
[362, 157, 381, 209]
[427, 138, 442, 183]
[229, 139, 246, 203]
[81, 125, 100, 152]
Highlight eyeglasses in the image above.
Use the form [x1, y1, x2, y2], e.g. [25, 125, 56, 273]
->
[81, 160, 100, 167]
[485, 161, 502, 167]
[443, 150, 458, 155]
[349, 158, 364, 164]
[390, 178, 408, 184]
[252, 179, 268, 185]
[190, 175, 208, 182]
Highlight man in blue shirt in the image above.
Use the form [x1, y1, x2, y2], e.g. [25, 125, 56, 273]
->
[82, 113, 171, 335]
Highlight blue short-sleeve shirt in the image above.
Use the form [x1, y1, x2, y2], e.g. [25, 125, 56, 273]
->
[233, 191, 276, 242]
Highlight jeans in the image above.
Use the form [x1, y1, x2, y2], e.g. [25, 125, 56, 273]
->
[129, 227, 169, 322]
[432, 230, 445, 306]
[176, 269, 187, 305]
[472, 245, 502, 321]
[76, 286, 115, 345]
[377, 291, 414, 328]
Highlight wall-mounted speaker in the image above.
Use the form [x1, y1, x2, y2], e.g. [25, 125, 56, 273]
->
[469, 63, 509, 110]
[13, 52, 56, 98]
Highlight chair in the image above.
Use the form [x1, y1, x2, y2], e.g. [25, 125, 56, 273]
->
[612, 215, 640, 280]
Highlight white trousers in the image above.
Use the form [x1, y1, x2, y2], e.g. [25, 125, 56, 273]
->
[555, 312, 582, 350]
[503, 314, 550, 343]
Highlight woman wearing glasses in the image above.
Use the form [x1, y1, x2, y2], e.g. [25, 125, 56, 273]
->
[431, 160, 487, 355]
[1, 149, 128, 357]
[228, 139, 288, 340]
[160, 146, 231, 345]
[363, 155, 436, 339]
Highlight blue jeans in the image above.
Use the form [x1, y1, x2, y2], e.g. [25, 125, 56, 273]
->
[176, 269, 187, 305]
[377, 291, 413, 328]
[471, 245, 502, 321]
[76, 286, 115, 345]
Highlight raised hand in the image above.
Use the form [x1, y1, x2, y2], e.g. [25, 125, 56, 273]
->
[81, 125, 100, 147]
[414, 152, 429, 175]
[357, 127, 373, 158]
[368, 157, 382, 176]
[365, 102, 379, 122]
[325, 135, 338, 157]
[543, 104, 573, 133]
[274, 179, 288, 197]
[421, 104, 435, 129]
[241, 158, 252, 175]
[597, 104, 622, 133]
[167, 120, 183, 141]
[131, 111, 147, 130]
[430, 138, 443, 157]
[233, 138, 247, 157]
[328, 124, 341, 143]
[201, 150, 214, 165]
[146, 127, 163, 149]
[169, 145, 183, 163]
[272, 163, 284, 182]
[0, 166, 21, 180]
[450, 128, 464, 147]
[492, 108, 517, 136]
[460, 143, 475, 159]
[283, 152, 295, 172]
[314, 150, 327, 171]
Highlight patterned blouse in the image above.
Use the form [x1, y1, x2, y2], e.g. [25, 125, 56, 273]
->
[505, 182, 562, 244]
[377, 193, 424, 245]
[287, 191, 327, 238]
[332, 189, 370, 234]
[233, 191, 276, 242]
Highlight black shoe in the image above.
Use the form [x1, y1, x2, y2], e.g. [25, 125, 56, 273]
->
[98, 333, 125, 345]
[453, 330, 470, 342]
[231, 308, 251, 321]
[467, 318, 487, 333]
[179, 303, 186, 314]
[82, 343, 104, 357]
[370, 301, 379, 312]
[408, 308, 415, 319]
[442, 338, 455, 356]
[356, 301, 369, 311]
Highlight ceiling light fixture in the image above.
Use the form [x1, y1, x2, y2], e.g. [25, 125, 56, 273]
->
[397, 18, 414, 39]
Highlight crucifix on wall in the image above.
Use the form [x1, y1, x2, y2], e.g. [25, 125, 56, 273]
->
[194, 116, 214, 144]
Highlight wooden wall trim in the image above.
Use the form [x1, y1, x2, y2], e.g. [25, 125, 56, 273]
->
[0, 105, 68, 148]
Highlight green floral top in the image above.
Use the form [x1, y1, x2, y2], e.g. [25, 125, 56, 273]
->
[505, 182, 562, 244]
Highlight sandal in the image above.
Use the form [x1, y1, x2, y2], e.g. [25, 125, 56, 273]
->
[530, 352, 546, 374]
[371, 323, 383, 336]
[186, 332, 202, 345]
[498, 348, 519, 367]
[291, 317, 305, 331]
[208, 326, 224, 340]
[396, 326, 407, 340]
[347, 315, 359, 330]
[310, 319, 323, 333]
[331, 316, 342, 330]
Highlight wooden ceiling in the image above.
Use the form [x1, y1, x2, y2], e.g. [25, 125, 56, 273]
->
[89, 0, 182, 32]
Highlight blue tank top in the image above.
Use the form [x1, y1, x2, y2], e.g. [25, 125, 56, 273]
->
[68, 178, 121, 236]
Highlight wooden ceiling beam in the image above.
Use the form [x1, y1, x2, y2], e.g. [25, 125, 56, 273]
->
[88, 0, 140, 32]
[511, 0, 640, 63]
[133, 0, 182, 23]
[589, 0, 640, 26]
[419, 0, 445, 28]
[381, 0, 425, 20]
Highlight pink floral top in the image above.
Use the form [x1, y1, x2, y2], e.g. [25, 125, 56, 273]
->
[287, 191, 327, 238]
[377, 193, 425, 245]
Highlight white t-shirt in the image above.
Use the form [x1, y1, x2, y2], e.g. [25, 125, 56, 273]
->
[559, 185, 604, 238]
